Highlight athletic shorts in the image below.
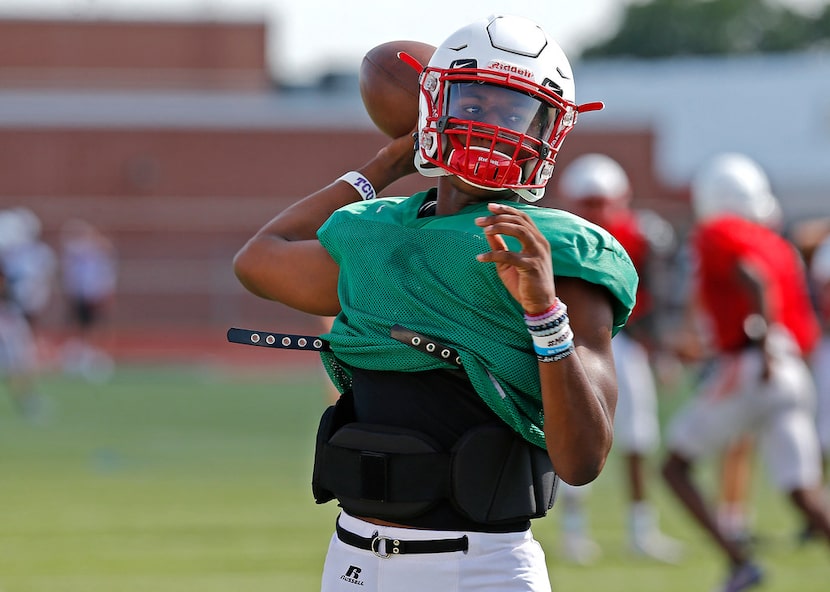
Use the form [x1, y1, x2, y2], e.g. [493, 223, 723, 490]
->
[611, 331, 660, 454]
[320, 512, 551, 592]
[667, 328, 821, 491]
[810, 335, 830, 453]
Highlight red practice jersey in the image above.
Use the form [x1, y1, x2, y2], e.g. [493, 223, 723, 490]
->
[693, 215, 820, 354]
[607, 211, 651, 323]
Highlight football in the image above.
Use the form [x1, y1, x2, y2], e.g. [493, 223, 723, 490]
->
[359, 40, 436, 138]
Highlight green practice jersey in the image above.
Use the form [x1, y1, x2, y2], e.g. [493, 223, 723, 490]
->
[317, 191, 638, 448]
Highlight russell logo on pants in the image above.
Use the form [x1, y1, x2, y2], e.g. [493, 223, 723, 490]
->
[341, 565, 364, 586]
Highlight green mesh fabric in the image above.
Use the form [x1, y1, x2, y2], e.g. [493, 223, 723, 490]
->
[317, 191, 638, 449]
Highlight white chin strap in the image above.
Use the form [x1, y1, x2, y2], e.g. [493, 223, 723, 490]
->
[517, 187, 544, 202]
[453, 176, 545, 203]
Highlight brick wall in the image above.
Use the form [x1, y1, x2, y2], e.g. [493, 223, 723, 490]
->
[0, 126, 436, 335]
[0, 19, 688, 341]
[0, 18, 269, 89]
[0, 125, 685, 336]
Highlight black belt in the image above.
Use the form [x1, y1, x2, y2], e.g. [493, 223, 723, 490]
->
[226, 328, 331, 351]
[390, 324, 463, 368]
[227, 325, 462, 368]
[335, 520, 468, 558]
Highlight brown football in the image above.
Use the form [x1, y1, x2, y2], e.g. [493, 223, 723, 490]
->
[359, 40, 436, 138]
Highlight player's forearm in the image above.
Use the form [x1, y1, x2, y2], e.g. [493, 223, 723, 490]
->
[259, 136, 416, 243]
[540, 353, 615, 485]
[535, 279, 617, 484]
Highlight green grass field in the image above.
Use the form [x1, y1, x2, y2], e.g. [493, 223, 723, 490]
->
[0, 361, 827, 591]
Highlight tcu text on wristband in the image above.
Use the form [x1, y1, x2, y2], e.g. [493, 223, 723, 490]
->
[337, 171, 376, 200]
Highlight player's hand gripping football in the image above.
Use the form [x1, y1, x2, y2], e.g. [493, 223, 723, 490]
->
[375, 131, 418, 182]
[475, 202, 557, 314]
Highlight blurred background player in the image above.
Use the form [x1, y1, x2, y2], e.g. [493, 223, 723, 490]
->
[0, 263, 46, 422]
[661, 153, 829, 592]
[59, 218, 118, 382]
[0, 208, 57, 329]
[811, 235, 830, 480]
[0, 207, 58, 365]
[801, 234, 830, 542]
[553, 153, 683, 564]
[712, 190, 784, 549]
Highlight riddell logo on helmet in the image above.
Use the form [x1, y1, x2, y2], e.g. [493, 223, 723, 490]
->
[476, 155, 503, 166]
[488, 61, 534, 80]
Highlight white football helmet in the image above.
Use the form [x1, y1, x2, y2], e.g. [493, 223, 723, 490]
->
[412, 15, 603, 202]
[10, 207, 42, 241]
[690, 153, 780, 225]
[558, 153, 631, 202]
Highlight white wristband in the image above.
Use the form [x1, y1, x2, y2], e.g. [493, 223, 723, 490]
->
[337, 171, 376, 201]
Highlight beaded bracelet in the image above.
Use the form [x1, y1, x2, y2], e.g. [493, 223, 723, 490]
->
[525, 314, 569, 334]
[524, 298, 574, 362]
[524, 299, 567, 323]
[529, 317, 571, 339]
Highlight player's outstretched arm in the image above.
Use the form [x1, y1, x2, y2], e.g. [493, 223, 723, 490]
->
[233, 134, 417, 315]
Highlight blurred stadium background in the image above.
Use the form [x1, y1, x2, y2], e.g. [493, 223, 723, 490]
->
[0, 13, 828, 356]
[0, 6, 829, 591]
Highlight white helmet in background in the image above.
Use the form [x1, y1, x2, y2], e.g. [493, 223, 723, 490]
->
[690, 153, 779, 225]
[415, 14, 604, 202]
[0, 209, 27, 253]
[812, 235, 830, 285]
[558, 153, 631, 202]
[10, 207, 42, 242]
